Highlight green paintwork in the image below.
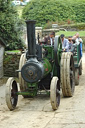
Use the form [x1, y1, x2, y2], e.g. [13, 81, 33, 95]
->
[73, 44, 81, 68]
[17, 92, 35, 96]
[17, 83, 38, 96]
[43, 58, 52, 76]
[23, 58, 52, 96]
[56, 41, 62, 66]
[43, 45, 54, 59]
[57, 48, 62, 66]
[18, 43, 62, 97]
[42, 45, 61, 76]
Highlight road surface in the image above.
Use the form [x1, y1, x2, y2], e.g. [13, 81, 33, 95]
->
[0, 54, 85, 128]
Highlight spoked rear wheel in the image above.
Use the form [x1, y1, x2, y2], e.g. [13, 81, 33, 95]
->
[19, 53, 32, 98]
[50, 77, 60, 110]
[19, 53, 26, 91]
[61, 52, 75, 97]
[5, 77, 18, 111]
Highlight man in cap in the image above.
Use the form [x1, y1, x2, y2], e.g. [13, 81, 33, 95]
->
[60, 34, 69, 51]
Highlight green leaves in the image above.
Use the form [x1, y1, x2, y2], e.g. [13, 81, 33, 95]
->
[0, 0, 23, 50]
[22, 0, 85, 27]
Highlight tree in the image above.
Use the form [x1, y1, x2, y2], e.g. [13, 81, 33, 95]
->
[0, 0, 24, 50]
[22, 0, 75, 27]
[22, 0, 85, 27]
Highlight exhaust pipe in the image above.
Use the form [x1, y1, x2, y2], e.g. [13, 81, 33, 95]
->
[26, 20, 36, 58]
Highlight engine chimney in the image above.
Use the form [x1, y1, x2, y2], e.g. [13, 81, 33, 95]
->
[26, 20, 36, 57]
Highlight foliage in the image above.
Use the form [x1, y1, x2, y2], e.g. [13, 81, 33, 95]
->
[22, 0, 75, 26]
[6, 50, 21, 53]
[22, 0, 85, 27]
[44, 21, 53, 29]
[15, 6, 24, 18]
[72, 3, 85, 23]
[0, 0, 24, 50]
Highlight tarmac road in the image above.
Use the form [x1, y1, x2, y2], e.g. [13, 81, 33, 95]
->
[0, 53, 85, 128]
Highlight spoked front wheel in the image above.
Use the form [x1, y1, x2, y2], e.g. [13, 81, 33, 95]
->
[50, 77, 60, 110]
[5, 77, 18, 111]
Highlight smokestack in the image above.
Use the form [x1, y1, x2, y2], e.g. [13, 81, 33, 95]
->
[26, 20, 36, 57]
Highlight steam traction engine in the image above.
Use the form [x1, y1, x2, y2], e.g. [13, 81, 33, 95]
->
[5, 20, 75, 111]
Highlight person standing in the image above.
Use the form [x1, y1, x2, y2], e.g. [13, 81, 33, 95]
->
[75, 33, 83, 44]
[68, 36, 73, 49]
[75, 33, 83, 57]
[60, 34, 69, 51]
[44, 32, 55, 46]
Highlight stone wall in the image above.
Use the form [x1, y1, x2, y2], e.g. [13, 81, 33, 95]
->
[3, 52, 21, 77]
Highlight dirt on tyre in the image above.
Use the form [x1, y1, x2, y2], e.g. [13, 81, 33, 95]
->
[50, 77, 60, 110]
[5, 77, 18, 111]
[60, 52, 75, 97]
